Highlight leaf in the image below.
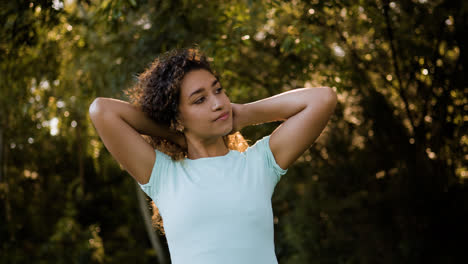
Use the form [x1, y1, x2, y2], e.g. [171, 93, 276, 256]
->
[280, 36, 294, 53]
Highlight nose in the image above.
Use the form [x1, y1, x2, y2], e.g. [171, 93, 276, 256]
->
[212, 97, 223, 111]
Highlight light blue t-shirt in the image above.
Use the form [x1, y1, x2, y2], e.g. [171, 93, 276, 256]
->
[138, 135, 288, 264]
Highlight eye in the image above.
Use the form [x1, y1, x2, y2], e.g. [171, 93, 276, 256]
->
[215, 87, 224, 94]
[195, 97, 205, 104]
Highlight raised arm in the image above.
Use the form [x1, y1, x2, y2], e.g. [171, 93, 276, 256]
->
[88, 97, 185, 184]
[234, 87, 337, 170]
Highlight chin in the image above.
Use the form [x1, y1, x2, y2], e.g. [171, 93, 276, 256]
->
[218, 127, 233, 137]
[225, 125, 234, 135]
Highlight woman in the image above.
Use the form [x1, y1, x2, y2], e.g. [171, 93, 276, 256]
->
[88, 47, 337, 264]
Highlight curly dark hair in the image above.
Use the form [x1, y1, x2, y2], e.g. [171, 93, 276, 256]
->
[124, 46, 248, 235]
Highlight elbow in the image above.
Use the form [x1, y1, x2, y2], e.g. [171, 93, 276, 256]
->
[319, 86, 337, 102]
[326, 87, 338, 107]
[307, 86, 337, 106]
[89, 97, 106, 118]
[325, 89, 338, 115]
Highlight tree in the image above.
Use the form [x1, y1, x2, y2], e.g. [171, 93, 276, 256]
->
[1, 0, 466, 263]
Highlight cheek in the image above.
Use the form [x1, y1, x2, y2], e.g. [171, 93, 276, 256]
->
[224, 96, 231, 104]
[183, 108, 210, 128]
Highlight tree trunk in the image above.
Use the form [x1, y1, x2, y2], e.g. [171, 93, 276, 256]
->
[1, 126, 13, 241]
[0, 127, 3, 182]
[135, 182, 168, 264]
[77, 116, 86, 192]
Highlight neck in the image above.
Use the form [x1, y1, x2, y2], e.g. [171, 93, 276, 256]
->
[184, 134, 229, 160]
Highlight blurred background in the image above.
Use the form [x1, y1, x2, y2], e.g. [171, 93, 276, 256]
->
[1, 0, 467, 263]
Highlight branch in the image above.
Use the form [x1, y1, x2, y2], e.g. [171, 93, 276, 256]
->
[382, 0, 417, 134]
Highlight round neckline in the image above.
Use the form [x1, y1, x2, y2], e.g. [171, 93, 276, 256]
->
[184, 150, 233, 162]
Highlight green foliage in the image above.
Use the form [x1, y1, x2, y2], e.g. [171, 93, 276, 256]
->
[1, 0, 466, 263]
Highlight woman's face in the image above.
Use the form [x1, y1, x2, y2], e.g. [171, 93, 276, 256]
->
[178, 69, 232, 140]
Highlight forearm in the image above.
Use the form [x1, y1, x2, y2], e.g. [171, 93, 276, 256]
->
[89, 97, 180, 142]
[240, 87, 336, 127]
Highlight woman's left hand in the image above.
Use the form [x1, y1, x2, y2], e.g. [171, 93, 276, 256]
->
[229, 103, 246, 134]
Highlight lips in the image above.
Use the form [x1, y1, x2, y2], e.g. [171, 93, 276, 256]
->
[215, 111, 229, 121]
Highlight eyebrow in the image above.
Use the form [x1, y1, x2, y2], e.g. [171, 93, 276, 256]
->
[188, 79, 219, 99]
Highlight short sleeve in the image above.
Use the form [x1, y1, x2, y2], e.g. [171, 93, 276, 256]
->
[249, 135, 288, 184]
[137, 149, 170, 201]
